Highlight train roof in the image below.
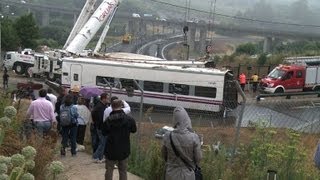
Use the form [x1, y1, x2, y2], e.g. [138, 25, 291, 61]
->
[62, 56, 228, 75]
[103, 52, 163, 61]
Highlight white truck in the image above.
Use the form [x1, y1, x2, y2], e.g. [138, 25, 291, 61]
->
[3, 49, 35, 75]
[31, 0, 119, 80]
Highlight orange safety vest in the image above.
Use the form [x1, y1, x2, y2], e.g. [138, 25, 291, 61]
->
[239, 74, 246, 84]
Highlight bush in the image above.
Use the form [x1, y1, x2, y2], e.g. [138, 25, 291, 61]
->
[236, 43, 259, 55]
[128, 127, 320, 179]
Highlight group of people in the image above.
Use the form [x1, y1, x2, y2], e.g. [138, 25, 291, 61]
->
[20, 85, 203, 180]
[239, 72, 259, 93]
[24, 85, 138, 179]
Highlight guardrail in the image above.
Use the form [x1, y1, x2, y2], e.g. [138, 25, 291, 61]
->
[256, 91, 320, 101]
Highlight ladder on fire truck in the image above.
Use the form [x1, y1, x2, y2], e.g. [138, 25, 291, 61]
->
[284, 56, 320, 66]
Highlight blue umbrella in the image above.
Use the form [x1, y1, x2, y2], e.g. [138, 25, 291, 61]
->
[79, 87, 103, 99]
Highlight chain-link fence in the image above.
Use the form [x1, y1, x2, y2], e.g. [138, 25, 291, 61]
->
[126, 80, 320, 157]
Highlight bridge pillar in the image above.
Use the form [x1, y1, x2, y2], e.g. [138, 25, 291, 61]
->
[126, 20, 134, 34]
[41, 11, 50, 26]
[198, 27, 207, 54]
[188, 26, 196, 51]
[263, 37, 272, 53]
[162, 24, 165, 34]
[138, 19, 147, 37]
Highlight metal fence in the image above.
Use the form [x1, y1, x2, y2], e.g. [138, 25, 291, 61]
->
[127, 81, 320, 157]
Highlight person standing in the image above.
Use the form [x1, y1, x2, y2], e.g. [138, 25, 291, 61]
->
[91, 93, 109, 162]
[47, 88, 57, 111]
[239, 73, 247, 92]
[3, 71, 9, 89]
[75, 96, 91, 145]
[70, 85, 81, 104]
[60, 94, 79, 156]
[55, 87, 67, 134]
[162, 107, 202, 180]
[251, 73, 259, 93]
[102, 99, 137, 180]
[103, 96, 131, 122]
[26, 89, 56, 137]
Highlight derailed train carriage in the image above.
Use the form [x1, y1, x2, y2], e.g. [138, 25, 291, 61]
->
[60, 56, 238, 113]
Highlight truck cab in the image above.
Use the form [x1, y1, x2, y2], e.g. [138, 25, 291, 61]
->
[260, 65, 306, 93]
[3, 51, 35, 75]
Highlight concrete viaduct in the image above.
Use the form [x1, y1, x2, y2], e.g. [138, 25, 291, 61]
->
[2, 0, 320, 53]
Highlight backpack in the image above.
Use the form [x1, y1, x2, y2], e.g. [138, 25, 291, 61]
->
[60, 105, 73, 127]
[314, 142, 320, 169]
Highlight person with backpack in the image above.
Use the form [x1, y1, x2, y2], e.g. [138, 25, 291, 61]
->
[60, 94, 79, 156]
[162, 107, 202, 180]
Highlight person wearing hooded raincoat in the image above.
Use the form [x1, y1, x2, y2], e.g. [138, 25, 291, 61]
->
[162, 107, 202, 180]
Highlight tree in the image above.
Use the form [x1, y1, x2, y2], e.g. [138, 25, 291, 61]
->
[236, 43, 258, 55]
[40, 25, 70, 47]
[257, 53, 267, 65]
[14, 13, 39, 49]
[1, 18, 20, 51]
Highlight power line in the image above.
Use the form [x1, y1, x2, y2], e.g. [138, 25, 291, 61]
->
[150, 0, 320, 28]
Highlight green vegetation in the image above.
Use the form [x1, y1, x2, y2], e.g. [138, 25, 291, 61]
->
[14, 14, 39, 49]
[235, 43, 259, 55]
[128, 126, 320, 180]
[1, 13, 39, 50]
[0, 92, 63, 180]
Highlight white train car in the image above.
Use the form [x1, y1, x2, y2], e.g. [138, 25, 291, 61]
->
[61, 56, 238, 112]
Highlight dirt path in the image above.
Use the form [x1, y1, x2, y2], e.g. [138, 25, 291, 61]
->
[58, 151, 143, 180]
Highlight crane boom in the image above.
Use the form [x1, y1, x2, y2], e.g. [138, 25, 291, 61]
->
[63, 0, 97, 49]
[66, 0, 119, 55]
[93, 3, 119, 54]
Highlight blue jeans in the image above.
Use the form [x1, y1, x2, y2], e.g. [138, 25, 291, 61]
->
[33, 121, 52, 137]
[90, 123, 99, 153]
[93, 129, 106, 160]
[61, 125, 78, 155]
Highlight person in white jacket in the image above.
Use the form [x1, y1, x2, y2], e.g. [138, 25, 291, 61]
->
[75, 96, 92, 145]
[103, 96, 131, 122]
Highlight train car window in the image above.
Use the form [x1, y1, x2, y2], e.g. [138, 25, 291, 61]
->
[169, 83, 189, 95]
[120, 78, 138, 90]
[195, 86, 216, 98]
[73, 74, 79, 81]
[296, 71, 303, 78]
[96, 76, 114, 86]
[144, 81, 163, 92]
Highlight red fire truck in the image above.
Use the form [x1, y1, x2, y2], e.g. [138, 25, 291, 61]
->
[260, 56, 320, 93]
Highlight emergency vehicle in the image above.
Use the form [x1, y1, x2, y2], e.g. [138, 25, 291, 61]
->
[260, 56, 320, 93]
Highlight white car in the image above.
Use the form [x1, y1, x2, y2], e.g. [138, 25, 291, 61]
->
[132, 13, 140, 18]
